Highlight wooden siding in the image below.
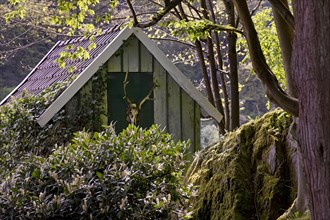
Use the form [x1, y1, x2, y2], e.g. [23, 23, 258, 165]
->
[36, 28, 221, 128]
[153, 60, 167, 132]
[123, 36, 139, 72]
[153, 58, 201, 156]
[104, 35, 201, 153]
[107, 51, 121, 72]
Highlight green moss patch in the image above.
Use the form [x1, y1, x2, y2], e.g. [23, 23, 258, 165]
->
[187, 110, 296, 220]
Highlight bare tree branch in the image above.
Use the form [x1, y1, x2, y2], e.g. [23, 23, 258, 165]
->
[126, 0, 139, 26]
[135, 0, 183, 28]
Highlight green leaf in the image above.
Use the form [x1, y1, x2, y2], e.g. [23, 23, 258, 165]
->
[96, 171, 103, 180]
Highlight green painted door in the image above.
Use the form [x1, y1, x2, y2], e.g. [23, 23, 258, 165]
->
[107, 72, 154, 132]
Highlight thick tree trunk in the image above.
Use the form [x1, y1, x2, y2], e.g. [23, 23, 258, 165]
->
[270, 0, 308, 213]
[292, 0, 330, 219]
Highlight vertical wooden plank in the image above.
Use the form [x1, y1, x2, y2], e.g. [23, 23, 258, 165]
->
[181, 91, 195, 161]
[123, 36, 139, 72]
[194, 102, 201, 151]
[167, 74, 181, 141]
[107, 52, 122, 72]
[140, 43, 153, 72]
[153, 60, 167, 132]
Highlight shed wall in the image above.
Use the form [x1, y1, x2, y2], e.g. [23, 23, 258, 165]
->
[72, 35, 200, 152]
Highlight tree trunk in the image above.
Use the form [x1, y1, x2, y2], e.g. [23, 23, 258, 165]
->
[223, 0, 239, 131]
[207, 35, 226, 134]
[195, 40, 215, 106]
[200, 0, 225, 134]
[271, 0, 308, 213]
[208, 0, 230, 131]
[292, 0, 330, 219]
[215, 37, 230, 131]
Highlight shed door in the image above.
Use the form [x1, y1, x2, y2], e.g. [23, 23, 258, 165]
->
[107, 72, 154, 132]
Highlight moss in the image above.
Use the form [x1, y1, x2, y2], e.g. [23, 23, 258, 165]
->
[186, 109, 295, 220]
[277, 201, 310, 220]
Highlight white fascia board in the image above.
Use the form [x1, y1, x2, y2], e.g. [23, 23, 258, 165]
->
[0, 42, 60, 106]
[133, 28, 223, 123]
[37, 27, 134, 127]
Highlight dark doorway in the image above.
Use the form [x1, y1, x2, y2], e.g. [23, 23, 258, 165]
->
[107, 72, 154, 132]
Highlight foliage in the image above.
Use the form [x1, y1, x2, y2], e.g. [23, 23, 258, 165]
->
[161, 19, 241, 42]
[0, 76, 75, 159]
[238, 8, 286, 88]
[0, 86, 14, 100]
[0, 125, 190, 219]
[0, 70, 190, 219]
[0, 66, 107, 162]
[239, 65, 269, 122]
[186, 110, 295, 219]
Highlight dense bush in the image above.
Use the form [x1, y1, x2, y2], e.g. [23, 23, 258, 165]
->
[0, 78, 75, 157]
[0, 72, 106, 175]
[0, 125, 190, 219]
[0, 76, 191, 219]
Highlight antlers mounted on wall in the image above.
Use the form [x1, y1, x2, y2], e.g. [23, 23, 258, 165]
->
[123, 72, 158, 125]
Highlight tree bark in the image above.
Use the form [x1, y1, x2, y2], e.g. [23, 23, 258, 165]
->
[270, 0, 308, 213]
[195, 40, 215, 106]
[292, 0, 330, 219]
[207, 35, 226, 134]
[223, 0, 239, 131]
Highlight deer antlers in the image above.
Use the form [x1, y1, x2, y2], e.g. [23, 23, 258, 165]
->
[123, 72, 158, 125]
[123, 71, 133, 106]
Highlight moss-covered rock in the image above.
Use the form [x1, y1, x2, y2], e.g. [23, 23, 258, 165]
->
[186, 110, 296, 220]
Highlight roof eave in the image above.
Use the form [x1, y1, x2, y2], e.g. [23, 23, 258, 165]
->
[37, 26, 133, 127]
[132, 28, 223, 123]
[37, 27, 222, 127]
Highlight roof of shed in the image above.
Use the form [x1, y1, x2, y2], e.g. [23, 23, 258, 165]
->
[1, 27, 223, 127]
[1, 26, 121, 102]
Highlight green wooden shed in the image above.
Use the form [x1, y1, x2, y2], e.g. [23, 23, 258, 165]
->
[1, 26, 222, 152]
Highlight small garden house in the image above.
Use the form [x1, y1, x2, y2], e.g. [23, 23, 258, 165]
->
[1, 26, 222, 151]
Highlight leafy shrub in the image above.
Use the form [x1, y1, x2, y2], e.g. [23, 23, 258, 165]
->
[0, 73, 105, 175]
[0, 125, 190, 219]
[0, 78, 74, 156]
